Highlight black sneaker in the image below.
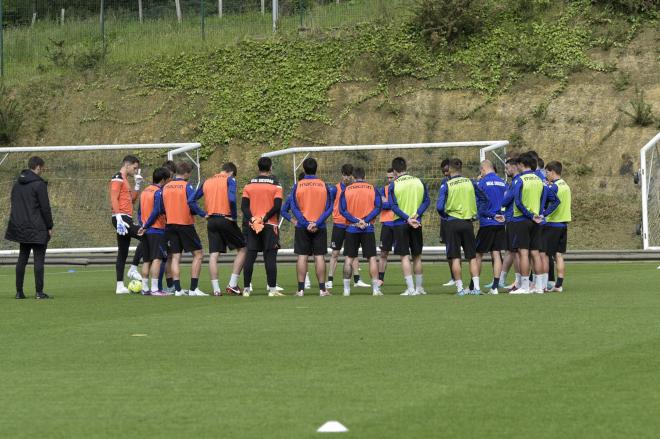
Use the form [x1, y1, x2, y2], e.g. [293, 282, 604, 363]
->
[35, 292, 51, 300]
[15, 292, 26, 300]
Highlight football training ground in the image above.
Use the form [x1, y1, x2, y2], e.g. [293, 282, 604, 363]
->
[1, 262, 658, 438]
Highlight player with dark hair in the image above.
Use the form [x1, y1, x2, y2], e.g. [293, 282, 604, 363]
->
[202, 162, 247, 296]
[110, 155, 145, 294]
[439, 158, 457, 287]
[389, 156, 430, 296]
[6, 156, 53, 299]
[158, 159, 178, 293]
[544, 161, 571, 292]
[340, 167, 382, 296]
[137, 167, 171, 296]
[162, 161, 208, 296]
[377, 168, 395, 285]
[289, 157, 333, 297]
[328, 163, 367, 289]
[495, 155, 521, 290]
[281, 172, 312, 291]
[504, 152, 559, 294]
[241, 157, 284, 297]
[436, 158, 486, 295]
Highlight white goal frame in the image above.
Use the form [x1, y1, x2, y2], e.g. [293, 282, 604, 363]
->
[262, 140, 509, 252]
[0, 142, 201, 256]
[640, 132, 660, 250]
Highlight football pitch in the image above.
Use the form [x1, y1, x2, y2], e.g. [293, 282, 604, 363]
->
[1, 261, 659, 438]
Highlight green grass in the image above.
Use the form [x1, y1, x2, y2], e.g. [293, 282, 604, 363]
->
[3, 0, 413, 85]
[1, 261, 659, 438]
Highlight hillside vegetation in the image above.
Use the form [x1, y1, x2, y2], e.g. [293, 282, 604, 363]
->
[2, 0, 659, 249]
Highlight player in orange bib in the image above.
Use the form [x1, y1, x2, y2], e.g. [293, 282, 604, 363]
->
[162, 162, 208, 297]
[289, 157, 334, 297]
[137, 167, 172, 296]
[339, 167, 382, 296]
[109, 155, 145, 295]
[201, 162, 246, 296]
[241, 157, 283, 297]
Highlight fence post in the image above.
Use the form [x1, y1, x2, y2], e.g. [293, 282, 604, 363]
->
[299, 0, 303, 28]
[0, 0, 3, 79]
[201, 0, 205, 40]
[100, 0, 105, 49]
[261, 0, 265, 15]
[138, 0, 143, 23]
[218, 0, 222, 18]
[272, 0, 278, 32]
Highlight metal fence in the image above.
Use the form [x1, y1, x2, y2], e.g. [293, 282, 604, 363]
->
[0, 0, 411, 82]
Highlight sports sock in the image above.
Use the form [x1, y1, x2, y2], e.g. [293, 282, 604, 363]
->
[174, 279, 181, 291]
[404, 275, 414, 291]
[319, 282, 326, 291]
[298, 282, 305, 292]
[353, 274, 360, 283]
[372, 280, 380, 294]
[500, 271, 508, 285]
[343, 278, 351, 294]
[548, 258, 555, 281]
[328, 276, 334, 282]
[455, 280, 464, 293]
[541, 273, 548, 289]
[555, 277, 564, 288]
[229, 273, 240, 288]
[190, 278, 199, 291]
[472, 277, 480, 291]
[305, 272, 310, 283]
[166, 277, 174, 288]
[151, 278, 159, 292]
[492, 277, 500, 291]
[141, 279, 149, 291]
[211, 279, 220, 293]
[415, 274, 423, 290]
[158, 263, 166, 290]
[469, 279, 474, 290]
[535, 275, 543, 291]
[515, 272, 521, 286]
[521, 276, 530, 291]
[378, 272, 385, 281]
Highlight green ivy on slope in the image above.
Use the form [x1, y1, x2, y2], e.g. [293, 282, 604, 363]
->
[134, 3, 620, 157]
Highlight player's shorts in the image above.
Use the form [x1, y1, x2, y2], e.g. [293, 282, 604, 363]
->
[543, 225, 568, 256]
[294, 227, 327, 256]
[475, 225, 507, 254]
[111, 215, 141, 240]
[379, 225, 395, 251]
[393, 224, 424, 257]
[166, 224, 203, 253]
[344, 231, 377, 259]
[444, 219, 477, 260]
[142, 232, 167, 263]
[207, 216, 246, 253]
[439, 218, 447, 244]
[330, 225, 347, 251]
[246, 224, 280, 252]
[507, 219, 542, 251]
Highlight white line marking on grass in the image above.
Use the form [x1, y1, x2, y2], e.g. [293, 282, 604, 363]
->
[131, 334, 148, 337]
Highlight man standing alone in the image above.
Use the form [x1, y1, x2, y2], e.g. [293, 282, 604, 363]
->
[5, 156, 53, 299]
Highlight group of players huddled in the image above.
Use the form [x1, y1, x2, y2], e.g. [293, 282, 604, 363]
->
[109, 149, 571, 297]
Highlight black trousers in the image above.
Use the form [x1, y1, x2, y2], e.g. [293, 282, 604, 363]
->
[112, 215, 143, 282]
[16, 243, 47, 294]
[243, 249, 277, 289]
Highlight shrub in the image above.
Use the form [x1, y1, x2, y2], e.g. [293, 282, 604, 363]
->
[72, 42, 107, 71]
[0, 86, 23, 145]
[620, 86, 655, 126]
[411, 0, 486, 51]
[590, 0, 657, 13]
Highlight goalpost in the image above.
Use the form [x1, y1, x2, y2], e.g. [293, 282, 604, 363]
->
[0, 143, 202, 255]
[262, 140, 508, 251]
[639, 132, 660, 250]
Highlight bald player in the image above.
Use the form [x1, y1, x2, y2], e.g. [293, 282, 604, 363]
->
[290, 157, 333, 297]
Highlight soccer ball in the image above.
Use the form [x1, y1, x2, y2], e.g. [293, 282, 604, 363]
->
[128, 279, 143, 294]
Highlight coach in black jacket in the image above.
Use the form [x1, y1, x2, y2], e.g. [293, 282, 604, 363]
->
[5, 156, 53, 299]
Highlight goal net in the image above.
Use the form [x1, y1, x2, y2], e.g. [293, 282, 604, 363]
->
[640, 132, 660, 250]
[262, 141, 508, 250]
[0, 143, 201, 254]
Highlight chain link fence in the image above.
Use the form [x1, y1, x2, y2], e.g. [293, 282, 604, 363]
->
[0, 0, 412, 82]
